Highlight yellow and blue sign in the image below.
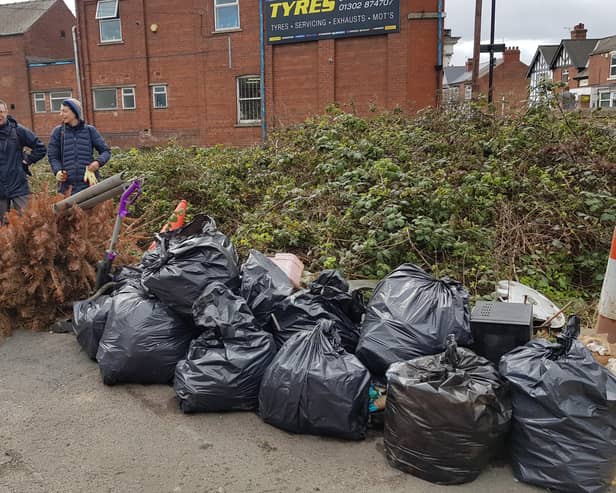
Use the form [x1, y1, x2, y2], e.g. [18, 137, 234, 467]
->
[265, 0, 400, 44]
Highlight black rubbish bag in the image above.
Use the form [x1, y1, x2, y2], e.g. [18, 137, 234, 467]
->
[174, 282, 276, 413]
[96, 284, 197, 385]
[259, 319, 370, 440]
[72, 295, 113, 361]
[270, 270, 365, 353]
[141, 214, 240, 316]
[239, 250, 294, 330]
[113, 264, 143, 289]
[384, 335, 511, 485]
[356, 264, 472, 376]
[499, 316, 616, 493]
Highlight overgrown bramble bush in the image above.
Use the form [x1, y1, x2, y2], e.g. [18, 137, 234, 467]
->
[103, 104, 616, 314]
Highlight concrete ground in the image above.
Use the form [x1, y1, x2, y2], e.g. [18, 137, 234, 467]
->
[0, 330, 588, 493]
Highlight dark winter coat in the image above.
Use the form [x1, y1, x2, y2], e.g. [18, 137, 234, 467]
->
[0, 116, 46, 200]
[48, 121, 111, 195]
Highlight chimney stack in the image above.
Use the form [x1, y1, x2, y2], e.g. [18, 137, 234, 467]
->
[504, 46, 520, 63]
[571, 23, 587, 40]
[465, 58, 474, 72]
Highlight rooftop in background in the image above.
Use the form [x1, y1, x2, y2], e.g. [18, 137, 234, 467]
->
[558, 39, 601, 68]
[592, 35, 616, 55]
[0, 0, 55, 36]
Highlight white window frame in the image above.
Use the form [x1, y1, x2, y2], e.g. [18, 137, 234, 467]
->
[152, 85, 168, 109]
[122, 87, 136, 109]
[598, 90, 611, 108]
[33, 93, 46, 113]
[96, 0, 121, 43]
[236, 75, 261, 124]
[93, 87, 118, 111]
[610, 53, 616, 78]
[50, 90, 72, 112]
[561, 69, 569, 83]
[464, 85, 472, 101]
[99, 18, 122, 43]
[95, 0, 118, 19]
[214, 0, 240, 31]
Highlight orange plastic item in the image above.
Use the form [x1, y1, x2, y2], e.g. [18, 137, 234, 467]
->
[148, 199, 188, 250]
[268, 253, 304, 289]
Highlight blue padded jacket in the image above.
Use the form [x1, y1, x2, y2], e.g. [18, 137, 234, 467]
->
[0, 116, 46, 199]
[48, 121, 111, 195]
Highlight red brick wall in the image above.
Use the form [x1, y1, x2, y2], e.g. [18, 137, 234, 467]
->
[587, 52, 616, 85]
[77, 0, 442, 148]
[552, 66, 580, 90]
[478, 60, 529, 111]
[407, 0, 440, 111]
[24, 0, 75, 60]
[0, 36, 30, 127]
[29, 63, 78, 139]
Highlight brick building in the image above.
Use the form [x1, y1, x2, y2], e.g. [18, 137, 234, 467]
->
[527, 23, 602, 109]
[442, 47, 529, 112]
[586, 35, 616, 109]
[0, 0, 77, 140]
[75, 0, 445, 148]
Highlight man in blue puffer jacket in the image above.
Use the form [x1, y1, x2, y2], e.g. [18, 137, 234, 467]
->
[0, 99, 47, 223]
[48, 98, 111, 196]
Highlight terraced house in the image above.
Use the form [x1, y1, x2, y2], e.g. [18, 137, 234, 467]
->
[527, 23, 616, 109]
[74, 0, 447, 147]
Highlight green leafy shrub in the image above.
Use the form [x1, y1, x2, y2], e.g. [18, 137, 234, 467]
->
[97, 105, 616, 321]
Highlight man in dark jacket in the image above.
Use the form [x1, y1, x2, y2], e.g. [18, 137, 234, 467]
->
[48, 98, 111, 196]
[0, 99, 47, 223]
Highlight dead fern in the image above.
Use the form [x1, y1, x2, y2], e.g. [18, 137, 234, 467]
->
[0, 188, 147, 338]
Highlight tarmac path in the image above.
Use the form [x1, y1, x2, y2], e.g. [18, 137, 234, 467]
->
[0, 330, 551, 493]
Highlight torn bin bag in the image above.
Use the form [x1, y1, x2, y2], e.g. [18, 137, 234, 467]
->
[96, 284, 197, 385]
[174, 282, 276, 413]
[239, 250, 294, 331]
[259, 319, 370, 440]
[270, 270, 365, 353]
[384, 336, 511, 485]
[72, 295, 113, 361]
[356, 264, 472, 376]
[499, 316, 616, 493]
[141, 214, 240, 316]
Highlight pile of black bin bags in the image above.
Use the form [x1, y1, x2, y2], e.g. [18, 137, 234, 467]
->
[71, 221, 616, 490]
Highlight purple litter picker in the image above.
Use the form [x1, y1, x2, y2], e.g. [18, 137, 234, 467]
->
[94, 179, 142, 290]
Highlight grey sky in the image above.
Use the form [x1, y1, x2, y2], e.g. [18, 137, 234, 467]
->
[2, 0, 615, 68]
[445, 0, 616, 66]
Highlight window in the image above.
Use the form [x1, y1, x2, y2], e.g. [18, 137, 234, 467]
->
[33, 93, 46, 113]
[152, 85, 167, 108]
[93, 88, 118, 110]
[96, 0, 118, 18]
[599, 91, 611, 108]
[99, 18, 122, 43]
[122, 87, 136, 109]
[215, 0, 239, 31]
[464, 85, 472, 100]
[50, 91, 72, 112]
[611, 53, 616, 78]
[237, 76, 261, 124]
[561, 69, 569, 83]
[96, 0, 121, 43]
